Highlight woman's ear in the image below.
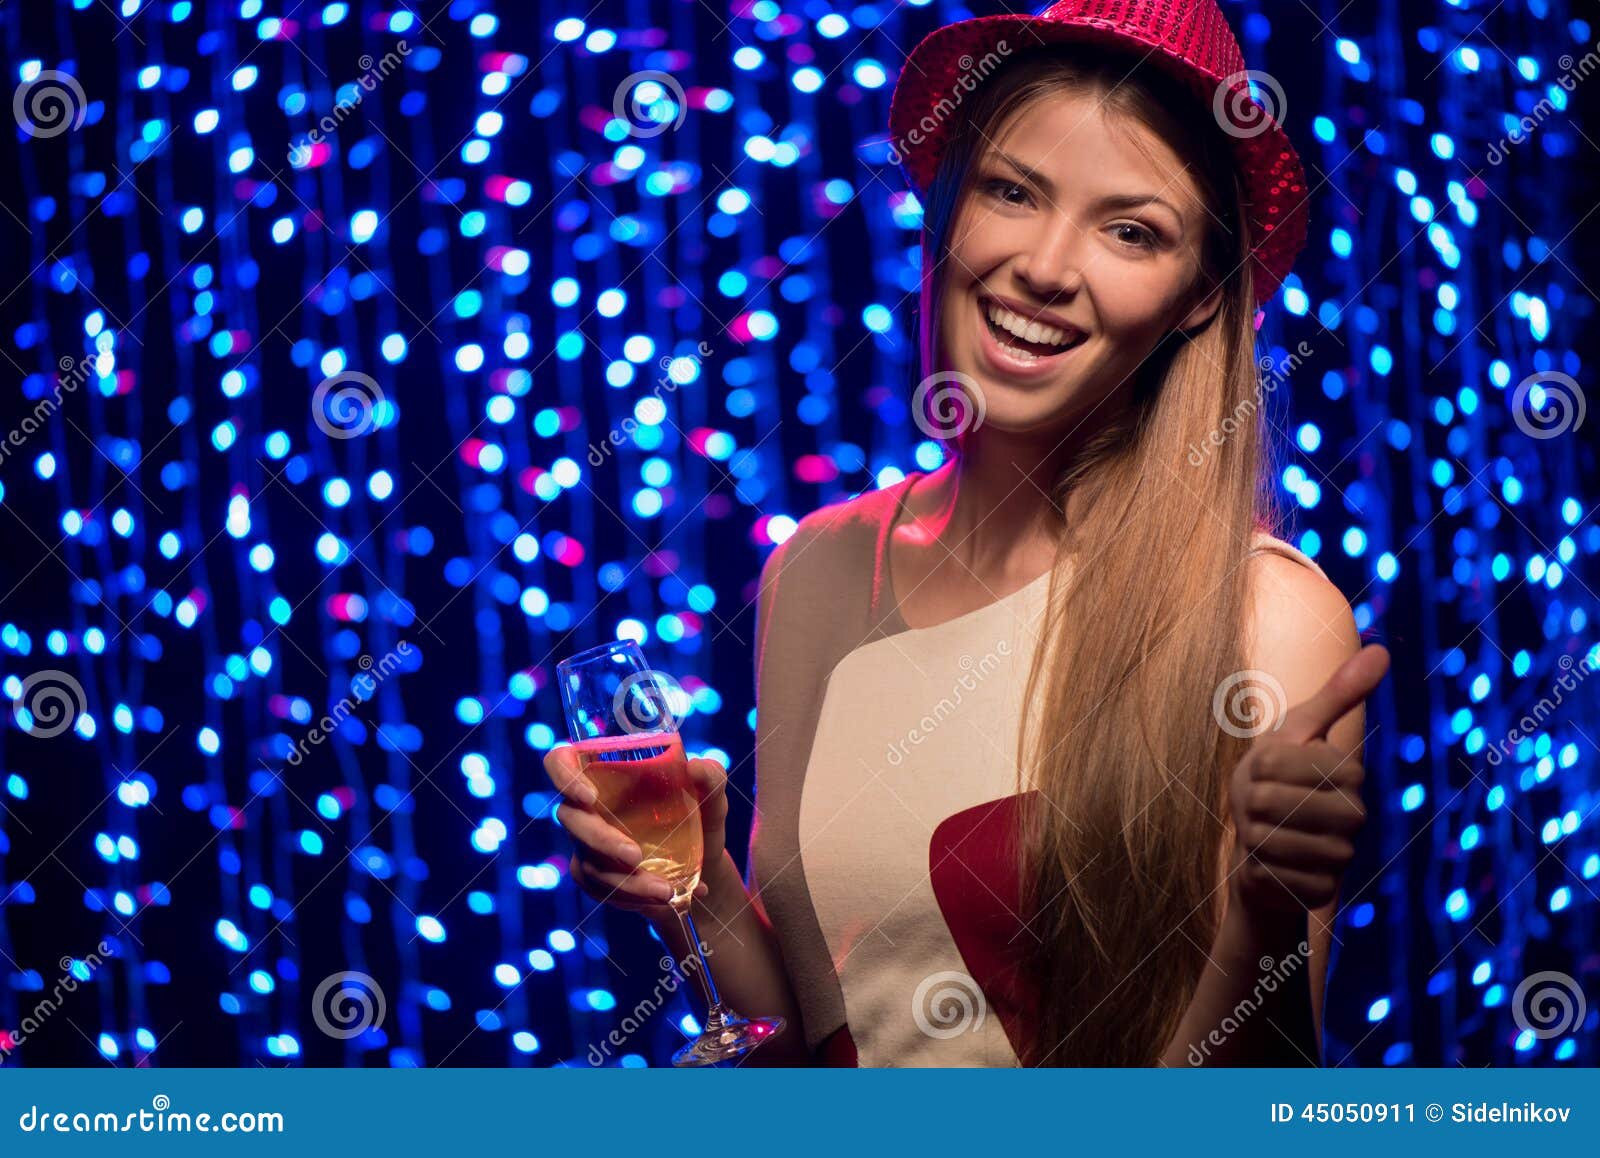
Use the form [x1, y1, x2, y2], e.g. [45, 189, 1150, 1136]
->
[1175, 280, 1223, 336]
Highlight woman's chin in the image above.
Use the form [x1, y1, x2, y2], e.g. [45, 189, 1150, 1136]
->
[956, 378, 1086, 436]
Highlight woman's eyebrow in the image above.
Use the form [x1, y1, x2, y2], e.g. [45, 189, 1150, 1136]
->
[990, 149, 1184, 221]
[1093, 192, 1183, 220]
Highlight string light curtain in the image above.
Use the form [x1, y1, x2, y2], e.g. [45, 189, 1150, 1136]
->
[0, 0, 1593, 1068]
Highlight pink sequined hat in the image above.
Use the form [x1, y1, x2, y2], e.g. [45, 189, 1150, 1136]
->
[887, 0, 1309, 307]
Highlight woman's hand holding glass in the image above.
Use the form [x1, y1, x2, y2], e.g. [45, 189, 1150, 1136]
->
[551, 639, 785, 1065]
[542, 747, 729, 914]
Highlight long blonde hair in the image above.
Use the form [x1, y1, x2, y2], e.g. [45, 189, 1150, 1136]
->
[915, 43, 1286, 1065]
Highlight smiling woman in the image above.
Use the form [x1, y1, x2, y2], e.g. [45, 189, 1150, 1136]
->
[545, 0, 1390, 1070]
[734, 0, 1383, 1069]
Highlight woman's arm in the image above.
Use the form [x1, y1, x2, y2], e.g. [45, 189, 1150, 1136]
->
[646, 849, 812, 1065]
[1158, 883, 1323, 1066]
[1162, 550, 1377, 1066]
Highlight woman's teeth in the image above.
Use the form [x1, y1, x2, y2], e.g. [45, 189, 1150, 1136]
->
[983, 301, 1081, 359]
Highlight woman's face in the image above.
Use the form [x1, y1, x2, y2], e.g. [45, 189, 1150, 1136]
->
[937, 88, 1223, 437]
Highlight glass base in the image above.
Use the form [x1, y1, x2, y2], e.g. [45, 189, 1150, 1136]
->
[670, 1011, 786, 1067]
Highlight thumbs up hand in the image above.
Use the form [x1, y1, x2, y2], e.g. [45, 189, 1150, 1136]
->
[1228, 644, 1390, 916]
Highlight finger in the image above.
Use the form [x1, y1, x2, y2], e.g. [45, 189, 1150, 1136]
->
[553, 802, 643, 866]
[690, 760, 729, 820]
[569, 856, 678, 905]
[688, 757, 727, 797]
[1240, 781, 1366, 835]
[1237, 857, 1338, 910]
[1241, 823, 1356, 870]
[1248, 740, 1363, 790]
[543, 745, 597, 805]
[1276, 643, 1391, 744]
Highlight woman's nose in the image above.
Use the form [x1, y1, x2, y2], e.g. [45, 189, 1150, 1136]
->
[1015, 215, 1086, 298]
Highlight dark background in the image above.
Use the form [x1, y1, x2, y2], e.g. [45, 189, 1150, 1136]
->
[0, 0, 1596, 1066]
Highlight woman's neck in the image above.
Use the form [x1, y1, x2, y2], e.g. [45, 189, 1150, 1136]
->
[912, 425, 1093, 577]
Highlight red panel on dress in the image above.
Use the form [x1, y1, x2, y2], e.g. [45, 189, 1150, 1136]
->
[928, 792, 1041, 1061]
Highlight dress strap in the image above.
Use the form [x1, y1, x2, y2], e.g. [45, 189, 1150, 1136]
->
[1247, 529, 1328, 581]
[868, 471, 923, 623]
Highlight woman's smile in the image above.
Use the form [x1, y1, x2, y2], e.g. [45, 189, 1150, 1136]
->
[974, 290, 1090, 384]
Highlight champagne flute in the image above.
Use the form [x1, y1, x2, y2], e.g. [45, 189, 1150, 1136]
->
[556, 639, 786, 1066]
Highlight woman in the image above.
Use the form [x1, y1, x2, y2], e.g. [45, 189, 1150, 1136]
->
[546, 0, 1390, 1067]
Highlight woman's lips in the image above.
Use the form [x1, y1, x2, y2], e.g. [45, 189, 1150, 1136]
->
[976, 300, 1086, 382]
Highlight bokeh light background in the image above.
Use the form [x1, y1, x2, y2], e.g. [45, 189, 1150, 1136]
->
[0, 0, 1596, 1067]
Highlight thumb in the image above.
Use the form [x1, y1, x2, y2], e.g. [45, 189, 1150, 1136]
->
[1276, 642, 1390, 744]
[688, 757, 727, 800]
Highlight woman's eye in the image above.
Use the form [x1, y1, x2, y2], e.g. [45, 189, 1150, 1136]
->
[982, 178, 1030, 206]
[1112, 222, 1159, 250]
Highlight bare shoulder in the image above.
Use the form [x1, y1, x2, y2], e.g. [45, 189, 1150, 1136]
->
[1245, 536, 1364, 744]
[758, 483, 899, 611]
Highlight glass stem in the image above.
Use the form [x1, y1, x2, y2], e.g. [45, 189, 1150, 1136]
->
[673, 902, 729, 1031]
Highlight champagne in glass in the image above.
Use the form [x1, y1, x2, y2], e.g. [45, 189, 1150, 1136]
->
[556, 639, 786, 1066]
[573, 730, 703, 903]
